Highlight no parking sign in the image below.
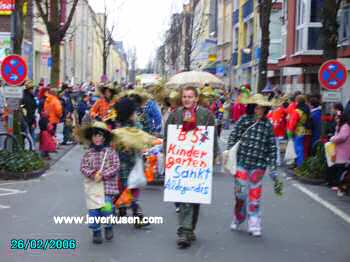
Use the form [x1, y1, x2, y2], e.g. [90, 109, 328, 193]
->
[319, 60, 348, 91]
[1, 55, 28, 86]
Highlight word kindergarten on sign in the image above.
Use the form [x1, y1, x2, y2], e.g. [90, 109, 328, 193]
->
[163, 125, 214, 204]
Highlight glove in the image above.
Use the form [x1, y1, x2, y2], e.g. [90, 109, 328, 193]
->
[274, 178, 283, 196]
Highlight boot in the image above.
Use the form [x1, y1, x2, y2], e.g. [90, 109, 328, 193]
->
[176, 233, 191, 248]
[104, 227, 114, 241]
[134, 212, 150, 229]
[92, 230, 103, 244]
[118, 207, 127, 217]
[188, 231, 196, 241]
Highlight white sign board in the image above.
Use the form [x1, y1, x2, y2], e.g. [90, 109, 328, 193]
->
[3, 85, 24, 99]
[322, 91, 342, 103]
[163, 125, 214, 204]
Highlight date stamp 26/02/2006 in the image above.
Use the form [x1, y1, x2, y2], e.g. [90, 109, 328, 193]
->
[8, 239, 79, 257]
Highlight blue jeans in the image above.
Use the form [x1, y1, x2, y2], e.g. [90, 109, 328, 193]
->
[294, 135, 305, 168]
[88, 195, 114, 232]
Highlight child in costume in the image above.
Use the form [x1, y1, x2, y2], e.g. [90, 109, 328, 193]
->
[80, 121, 120, 244]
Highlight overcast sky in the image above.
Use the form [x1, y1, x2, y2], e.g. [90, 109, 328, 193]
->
[89, 0, 188, 69]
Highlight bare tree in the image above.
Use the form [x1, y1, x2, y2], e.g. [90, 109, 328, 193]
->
[35, 0, 79, 88]
[184, 1, 210, 71]
[165, 13, 183, 72]
[101, 4, 115, 78]
[127, 47, 137, 83]
[257, 0, 273, 92]
[322, 0, 343, 60]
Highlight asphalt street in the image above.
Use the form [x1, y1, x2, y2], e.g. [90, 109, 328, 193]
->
[0, 132, 350, 262]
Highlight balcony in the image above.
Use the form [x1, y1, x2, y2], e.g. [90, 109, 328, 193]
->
[241, 49, 252, 64]
[233, 9, 239, 25]
[243, 0, 254, 19]
[232, 51, 238, 66]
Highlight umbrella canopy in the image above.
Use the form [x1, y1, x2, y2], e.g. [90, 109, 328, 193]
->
[165, 71, 224, 89]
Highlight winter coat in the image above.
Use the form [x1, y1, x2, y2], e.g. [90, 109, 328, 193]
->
[330, 124, 350, 164]
[80, 146, 120, 196]
[21, 89, 37, 126]
[44, 94, 63, 125]
[90, 98, 113, 121]
[310, 106, 322, 147]
[39, 124, 57, 152]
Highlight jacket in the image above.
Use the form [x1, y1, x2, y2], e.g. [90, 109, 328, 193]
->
[44, 94, 63, 125]
[80, 146, 120, 195]
[39, 124, 57, 152]
[330, 124, 350, 164]
[268, 106, 287, 138]
[21, 89, 37, 125]
[90, 98, 113, 121]
[287, 109, 307, 137]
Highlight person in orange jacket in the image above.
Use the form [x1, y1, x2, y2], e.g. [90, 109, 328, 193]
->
[90, 83, 118, 121]
[43, 88, 63, 134]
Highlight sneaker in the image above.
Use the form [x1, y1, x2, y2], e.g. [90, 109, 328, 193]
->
[175, 207, 180, 213]
[134, 214, 150, 229]
[230, 221, 240, 231]
[176, 234, 191, 248]
[250, 229, 262, 237]
[337, 190, 345, 197]
[92, 230, 103, 244]
[104, 227, 113, 240]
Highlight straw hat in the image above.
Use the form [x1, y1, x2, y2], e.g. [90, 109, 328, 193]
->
[97, 82, 119, 96]
[75, 121, 113, 145]
[240, 93, 274, 107]
[112, 127, 157, 151]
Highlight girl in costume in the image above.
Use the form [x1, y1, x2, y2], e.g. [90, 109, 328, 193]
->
[227, 94, 282, 237]
[80, 121, 120, 244]
[112, 97, 150, 228]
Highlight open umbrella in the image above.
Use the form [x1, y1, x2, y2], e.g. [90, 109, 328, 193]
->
[165, 71, 224, 89]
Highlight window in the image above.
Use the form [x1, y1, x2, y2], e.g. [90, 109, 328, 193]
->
[295, 0, 323, 52]
[339, 5, 350, 44]
[245, 19, 254, 48]
[233, 0, 239, 10]
[310, 0, 324, 22]
[308, 27, 323, 49]
[233, 27, 239, 50]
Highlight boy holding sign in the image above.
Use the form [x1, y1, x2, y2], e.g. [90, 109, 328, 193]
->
[164, 86, 218, 249]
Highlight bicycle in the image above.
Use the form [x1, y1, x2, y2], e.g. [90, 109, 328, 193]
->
[0, 132, 34, 151]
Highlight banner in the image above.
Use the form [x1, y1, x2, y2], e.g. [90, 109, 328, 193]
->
[0, 0, 27, 15]
[163, 125, 214, 204]
[0, 0, 14, 15]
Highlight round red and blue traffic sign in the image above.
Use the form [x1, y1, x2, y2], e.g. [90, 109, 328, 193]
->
[319, 60, 348, 91]
[0, 55, 28, 86]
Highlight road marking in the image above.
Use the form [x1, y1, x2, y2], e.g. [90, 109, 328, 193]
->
[293, 183, 350, 224]
[0, 204, 10, 209]
[0, 187, 27, 196]
[0, 180, 40, 186]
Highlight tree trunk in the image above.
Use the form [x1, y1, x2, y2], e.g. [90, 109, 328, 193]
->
[184, 13, 193, 72]
[257, 0, 273, 92]
[50, 41, 61, 88]
[322, 0, 341, 60]
[13, 0, 25, 54]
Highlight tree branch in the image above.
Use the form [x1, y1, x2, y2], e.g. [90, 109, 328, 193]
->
[60, 0, 79, 38]
[34, 0, 49, 26]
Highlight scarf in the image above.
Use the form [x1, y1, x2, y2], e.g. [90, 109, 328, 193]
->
[90, 143, 106, 152]
[182, 106, 198, 132]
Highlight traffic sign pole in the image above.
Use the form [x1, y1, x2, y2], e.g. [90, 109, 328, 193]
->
[1, 55, 28, 151]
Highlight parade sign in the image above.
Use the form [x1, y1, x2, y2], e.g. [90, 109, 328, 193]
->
[319, 60, 348, 91]
[164, 125, 214, 204]
[1, 55, 28, 86]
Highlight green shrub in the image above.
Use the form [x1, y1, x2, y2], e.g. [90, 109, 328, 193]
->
[295, 142, 327, 180]
[0, 150, 46, 173]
